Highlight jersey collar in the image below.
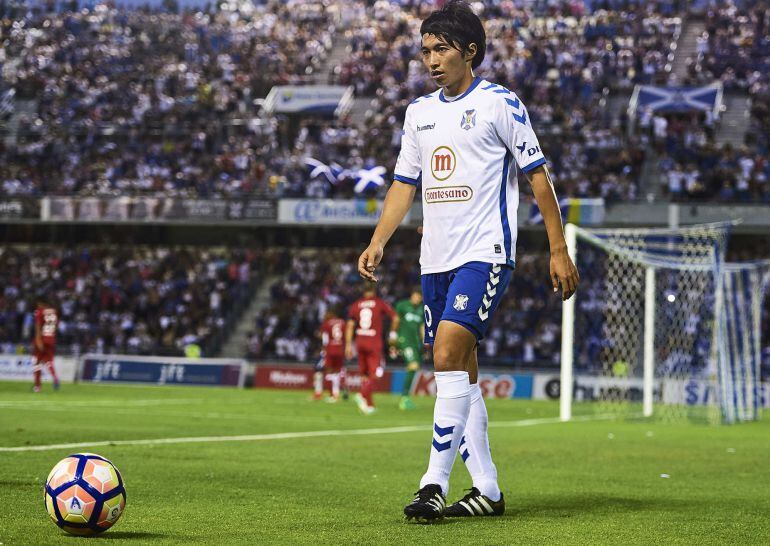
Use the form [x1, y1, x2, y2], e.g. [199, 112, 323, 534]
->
[439, 76, 482, 103]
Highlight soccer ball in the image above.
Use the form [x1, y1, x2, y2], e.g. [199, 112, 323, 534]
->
[44, 453, 126, 535]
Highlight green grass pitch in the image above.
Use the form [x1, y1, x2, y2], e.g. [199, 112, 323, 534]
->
[0, 381, 768, 544]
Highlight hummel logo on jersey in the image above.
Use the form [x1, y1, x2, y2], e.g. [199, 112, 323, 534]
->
[460, 109, 476, 130]
[516, 141, 526, 153]
[478, 265, 502, 321]
[417, 123, 436, 132]
[453, 294, 469, 311]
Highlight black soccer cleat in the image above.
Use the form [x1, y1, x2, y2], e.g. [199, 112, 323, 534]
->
[403, 484, 445, 523]
[444, 488, 505, 517]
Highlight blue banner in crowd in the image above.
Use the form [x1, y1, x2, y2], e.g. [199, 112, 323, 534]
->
[631, 84, 722, 114]
[79, 355, 246, 387]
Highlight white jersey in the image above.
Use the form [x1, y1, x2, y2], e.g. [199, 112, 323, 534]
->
[393, 77, 546, 274]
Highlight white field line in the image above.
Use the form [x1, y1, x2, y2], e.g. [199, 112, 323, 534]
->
[0, 399, 201, 408]
[0, 414, 617, 453]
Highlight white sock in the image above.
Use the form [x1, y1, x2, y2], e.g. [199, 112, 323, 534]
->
[313, 372, 323, 395]
[459, 383, 501, 501]
[419, 371, 471, 497]
[329, 373, 340, 397]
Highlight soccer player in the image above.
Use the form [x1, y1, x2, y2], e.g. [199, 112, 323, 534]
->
[32, 293, 60, 392]
[314, 308, 346, 402]
[392, 289, 424, 410]
[345, 282, 399, 414]
[356, 1, 579, 522]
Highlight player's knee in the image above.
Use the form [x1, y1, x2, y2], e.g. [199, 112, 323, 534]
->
[432, 345, 468, 372]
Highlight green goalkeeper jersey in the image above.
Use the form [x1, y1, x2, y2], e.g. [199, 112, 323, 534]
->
[395, 299, 423, 349]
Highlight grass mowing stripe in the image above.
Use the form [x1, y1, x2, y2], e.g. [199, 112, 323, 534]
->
[0, 414, 618, 452]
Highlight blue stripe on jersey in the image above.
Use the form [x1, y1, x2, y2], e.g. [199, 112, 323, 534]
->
[394, 173, 421, 186]
[499, 152, 512, 263]
[521, 157, 546, 173]
[439, 76, 483, 103]
[504, 97, 520, 109]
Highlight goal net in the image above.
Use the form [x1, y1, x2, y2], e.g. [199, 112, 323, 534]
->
[560, 222, 768, 424]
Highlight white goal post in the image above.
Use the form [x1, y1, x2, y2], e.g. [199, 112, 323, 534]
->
[559, 222, 768, 424]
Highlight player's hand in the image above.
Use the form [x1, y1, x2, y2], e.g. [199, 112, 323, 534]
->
[550, 247, 579, 301]
[357, 242, 384, 282]
[345, 344, 353, 360]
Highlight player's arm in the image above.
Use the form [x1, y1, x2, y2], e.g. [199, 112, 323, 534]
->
[388, 314, 400, 346]
[358, 182, 416, 282]
[34, 317, 43, 352]
[525, 165, 580, 300]
[345, 319, 355, 360]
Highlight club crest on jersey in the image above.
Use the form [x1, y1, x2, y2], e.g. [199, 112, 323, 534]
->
[460, 109, 476, 130]
[430, 145, 457, 181]
[453, 294, 469, 311]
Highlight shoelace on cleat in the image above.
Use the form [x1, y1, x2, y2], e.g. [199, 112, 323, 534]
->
[412, 488, 441, 508]
[457, 487, 482, 504]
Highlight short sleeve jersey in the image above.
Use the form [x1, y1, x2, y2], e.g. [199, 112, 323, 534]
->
[320, 317, 346, 357]
[35, 307, 58, 345]
[395, 299, 423, 348]
[393, 77, 547, 274]
[347, 297, 396, 351]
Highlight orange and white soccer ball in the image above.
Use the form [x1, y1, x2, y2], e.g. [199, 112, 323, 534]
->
[44, 453, 126, 535]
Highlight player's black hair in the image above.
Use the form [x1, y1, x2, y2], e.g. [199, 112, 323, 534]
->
[420, 0, 486, 70]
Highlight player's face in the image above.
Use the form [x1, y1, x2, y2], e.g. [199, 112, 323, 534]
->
[410, 292, 422, 305]
[421, 34, 471, 91]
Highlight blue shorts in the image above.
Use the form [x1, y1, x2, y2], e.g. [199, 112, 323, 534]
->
[421, 261, 513, 344]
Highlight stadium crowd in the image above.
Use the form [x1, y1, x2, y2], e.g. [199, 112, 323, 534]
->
[0, 0, 766, 209]
[671, 0, 770, 201]
[0, 245, 261, 357]
[1, 1, 337, 198]
[653, 112, 770, 202]
[3, 0, 763, 204]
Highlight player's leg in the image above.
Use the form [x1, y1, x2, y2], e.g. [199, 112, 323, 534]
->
[32, 355, 42, 393]
[445, 346, 504, 517]
[353, 348, 374, 413]
[312, 356, 324, 401]
[403, 271, 453, 521]
[363, 350, 381, 410]
[438, 262, 512, 517]
[46, 356, 60, 390]
[399, 345, 419, 410]
[339, 365, 348, 400]
[327, 372, 340, 401]
[326, 355, 343, 402]
[405, 321, 475, 522]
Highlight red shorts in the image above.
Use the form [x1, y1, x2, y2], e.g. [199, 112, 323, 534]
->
[357, 346, 383, 377]
[33, 344, 55, 365]
[324, 353, 344, 372]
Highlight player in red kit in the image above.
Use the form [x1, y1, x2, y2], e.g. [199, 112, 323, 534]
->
[313, 308, 347, 402]
[32, 294, 60, 392]
[345, 283, 399, 414]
